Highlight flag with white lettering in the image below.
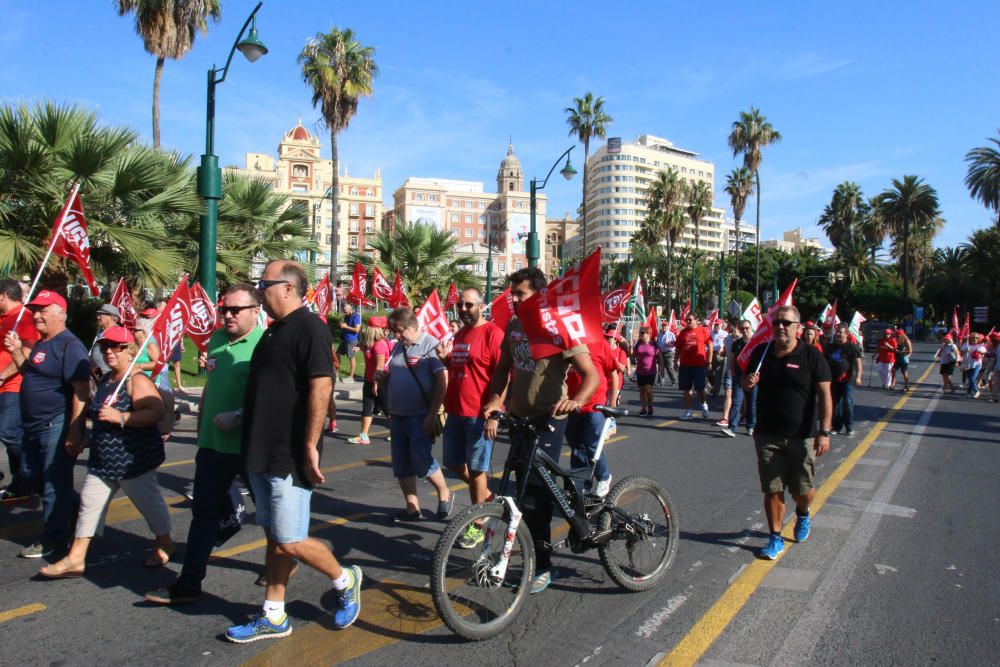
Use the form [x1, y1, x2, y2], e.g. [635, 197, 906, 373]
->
[110, 278, 138, 329]
[312, 273, 332, 321]
[601, 279, 633, 323]
[488, 288, 514, 333]
[186, 282, 218, 353]
[668, 309, 678, 335]
[415, 289, 452, 342]
[680, 300, 691, 324]
[951, 306, 960, 340]
[151, 275, 191, 377]
[741, 298, 765, 332]
[705, 309, 720, 331]
[348, 262, 373, 306]
[445, 282, 459, 309]
[371, 267, 394, 301]
[389, 269, 410, 308]
[48, 182, 99, 296]
[960, 312, 970, 341]
[737, 279, 798, 371]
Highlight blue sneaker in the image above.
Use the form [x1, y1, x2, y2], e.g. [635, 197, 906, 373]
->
[225, 613, 291, 643]
[333, 565, 363, 629]
[794, 512, 811, 543]
[759, 534, 785, 560]
[529, 569, 552, 594]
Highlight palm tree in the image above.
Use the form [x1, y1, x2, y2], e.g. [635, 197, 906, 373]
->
[819, 181, 867, 248]
[724, 167, 754, 292]
[299, 28, 378, 281]
[648, 168, 687, 314]
[687, 180, 712, 252]
[964, 130, 1000, 225]
[115, 0, 221, 148]
[565, 92, 612, 255]
[877, 175, 941, 316]
[351, 222, 478, 297]
[728, 107, 782, 298]
[860, 195, 888, 263]
[835, 235, 883, 287]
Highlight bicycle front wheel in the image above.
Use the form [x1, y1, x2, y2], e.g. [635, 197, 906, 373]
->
[598, 475, 678, 591]
[431, 501, 535, 641]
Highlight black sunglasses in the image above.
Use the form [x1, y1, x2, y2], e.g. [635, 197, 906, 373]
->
[98, 342, 128, 351]
[457, 301, 479, 309]
[219, 305, 258, 316]
[256, 279, 290, 290]
[772, 319, 800, 328]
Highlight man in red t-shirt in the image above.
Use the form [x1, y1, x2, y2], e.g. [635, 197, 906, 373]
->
[675, 313, 713, 420]
[874, 328, 897, 389]
[437, 287, 503, 545]
[0, 279, 41, 497]
[565, 334, 621, 497]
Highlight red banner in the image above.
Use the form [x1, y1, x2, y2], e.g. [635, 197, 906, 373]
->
[110, 278, 138, 329]
[705, 309, 720, 331]
[445, 282, 459, 309]
[645, 305, 658, 333]
[312, 273, 332, 321]
[186, 282, 218, 353]
[951, 306, 960, 339]
[668, 309, 678, 335]
[489, 288, 514, 333]
[371, 267, 394, 301]
[680, 300, 691, 324]
[389, 269, 410, 308]
[49, 183, 98, 296]
[960, 312, 970, 341]
[600, 280, 633, 323]
[348, 262, 373, 306]
[737, 279, 798, 371]
[151, 276, 191, 377]
[415, 289, 452, 341]
[517, 249, 603, 360]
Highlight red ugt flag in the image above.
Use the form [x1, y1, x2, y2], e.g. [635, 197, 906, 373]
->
[186, 282, 218, 353]
[488, 288, 514, 334]
[600, 279, 634, 323]
[951, 306, 960, 339]
[371, 267, 394, 301]
[416, 289, 452, 342]
[737, 278, 798, 372]
[110, 278, 138, 329]
[151, 275, 192, 377]
[668, 309, 678, 335]
[960, 312, 970, 341]
[348, 262, 373, 306]
[679, 300, 691, 324]
[517, 249, 603, 360]
[445, 282, 459, 309]
[312, 273, 332, 321]
[49, 182, 99, 296]
[389, 269, 410, 308]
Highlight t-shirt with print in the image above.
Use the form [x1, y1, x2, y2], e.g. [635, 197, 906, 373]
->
[444, 323, 504, 419]
[749, 341, 831, 439]
[199, 326, 263, 455]
[676, 326, 711, 367]
[19, 329, 91, 430]
[0, 305, 41, 394]
[966, 342, 987, 368]
[567, 337, 616, 412]
[501, 317, 586, 419]
[364, 338, 391, 382]
[386, 332, 445, 417]
[824, 341, 862, 383]
[633, 342, 658, 376]
[876, 338, 897, 364]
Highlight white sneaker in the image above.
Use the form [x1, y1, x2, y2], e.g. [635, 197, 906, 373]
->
[594, 477, 612, 498]
[701, 403, 710, 419]
[720, 427, 736, 438]
[680, 410, 693, 420]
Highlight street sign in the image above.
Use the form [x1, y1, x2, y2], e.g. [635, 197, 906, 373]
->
[726, 299, 742, 319]
[762, 289, 775, 308]
[913, 306, 924, 321]
[973, 306, 988, 323]
[608, 137, 621, 154]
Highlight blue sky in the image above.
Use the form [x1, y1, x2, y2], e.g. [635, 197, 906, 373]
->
[2, 1, 995, 250]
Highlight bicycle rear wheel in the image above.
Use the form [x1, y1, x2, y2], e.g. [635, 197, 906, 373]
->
[597, 475, 678, 591]
[431, 501, 535, 640]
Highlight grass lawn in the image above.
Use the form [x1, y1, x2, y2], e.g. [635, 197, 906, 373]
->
[175, 343, 366, 388]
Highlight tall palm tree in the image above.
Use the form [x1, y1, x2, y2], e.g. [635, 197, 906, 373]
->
[687, 180, 712, 251]
[565, 92, 612, 255]
[728, 107, 782, 298]
[299, 28, 378, 280]
[964, 130, 1000, 225]
[860, 195, 888, 263]
[835, 235, 883, 287]
[819, 181, 867, 248]
[648, 168, 687, 314]
[115, 0, 221, 148]
[724, 166, 754, 292]
[877, 175, 940, 316]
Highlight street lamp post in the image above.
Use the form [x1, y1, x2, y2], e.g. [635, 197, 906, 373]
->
[311, 202, 319, 266]
[486, 217, 493, 302]
[528, 147, 576, 269]
[197, 1, 267, 299]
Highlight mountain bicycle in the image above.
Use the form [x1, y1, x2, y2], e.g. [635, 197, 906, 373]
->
[430, 405, 679, 640]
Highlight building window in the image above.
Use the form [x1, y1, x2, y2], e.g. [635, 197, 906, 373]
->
[292, 165, 308, 178]
[349, 236, 358, 248]
[465, 228, 473, 237]
[367, 187, 374, 197]
[479, 201, 486, 209]
[451, 213, 459, 222]
[350, 187, 360, 196]
[498, 261, 506, 272]
[349, 203, 359, 215]
[365, 203, 374, 216]
[479, 229, 485, 238]
[350, 220, 358, 232]
[514, 261, 522, 270]
[415, 193, 424, 201]
[292, 185, 307, 193]
[464, 214, 472, 223]
[451, 229, 459, 237]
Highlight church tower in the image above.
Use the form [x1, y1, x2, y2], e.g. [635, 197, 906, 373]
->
[497, 142, 524, 193]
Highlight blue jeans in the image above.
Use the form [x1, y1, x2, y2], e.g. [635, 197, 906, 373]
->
[0, 392, 25, 493]
[21, 417, 78, 545]
[967, 366, 981, 395]
[566, 411, 610, 482]
[831, 382, 854, 432]
[729, 382, 757, 429]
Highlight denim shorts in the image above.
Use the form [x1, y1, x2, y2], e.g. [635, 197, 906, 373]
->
[389, 414, 441, 479]
[442, 415, 493, 473]
[678, 365, 707, 391]
[248, 472, 312, 543]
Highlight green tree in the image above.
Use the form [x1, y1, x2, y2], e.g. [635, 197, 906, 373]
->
[687, 180, 712, 252]
[565, 92, 612, 255]
[860, 195, 888, 263]
[963, 226, 1000, 322]
[351, 222, 478, 298]
[921, 246, 971, 318]
[728, 107, 782, 298]
[819, 181, 868, 249]
[877, 176, 941, 314]
[648, 168, 688, 313]
[115, 0, 221, 148]
[299, 27, 378, 280]
[724, 166, 754, 292]
[964, 130, 1000, 225]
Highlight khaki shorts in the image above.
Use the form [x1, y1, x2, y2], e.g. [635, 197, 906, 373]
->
[753, 434, 815, 496]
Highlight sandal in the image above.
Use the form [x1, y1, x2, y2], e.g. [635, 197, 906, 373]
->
[38, 559, 85, 579]
[144, 545, 176, 568]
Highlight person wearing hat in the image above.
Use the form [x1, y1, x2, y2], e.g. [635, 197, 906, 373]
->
[347, 315, 392, 446]
[874, 328, 898, 390]
[37, 325, 173, 578]
[932, 333, 961, 393]
[802, 321, 824, 353]
[963, 332, 988, 399]
[0, 278, 41, 498]
[892, 329, 914, 392]
[987, 332, 1000, 403]
[3, 290, 91, 559]
[89, 303, 121, 382]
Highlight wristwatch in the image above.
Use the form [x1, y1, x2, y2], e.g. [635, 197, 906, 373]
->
[817, 429, 831, 437]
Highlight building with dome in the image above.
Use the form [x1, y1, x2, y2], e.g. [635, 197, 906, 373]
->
[390, 143, 550, 291]
[226, 120, 383, 277]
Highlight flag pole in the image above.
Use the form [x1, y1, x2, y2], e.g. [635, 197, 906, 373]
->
[106, 322, 157, 405]
[753, 339, 772, 374]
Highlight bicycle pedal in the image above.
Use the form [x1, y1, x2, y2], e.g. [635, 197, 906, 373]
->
[543, 539, 569, 552]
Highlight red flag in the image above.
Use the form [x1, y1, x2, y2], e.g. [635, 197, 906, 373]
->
[668, 309, 678, 335]
[705, 309, 720, 330]
[680, 300, 691, 323]
[151, 276, 191, 377]
[389, 269, 410, 308]
[645, 305, 658, 332]
[348, 262, 374, 306]
[488, 288, 514, 333]
[951, 306, 960, 339]
[49, 183, 99, 296]
[186, 282, 219, 353]
[415, 289, 452, 341]
[517, 249, 603, 360]
[371, 267, 394, 301]
[960, 312, 970, 341]
[110, 278, 138, 329]
[313, 273, 332, 321]
[445, 282, 459, 309]
[737, 279, 798, 371]
[600, 280, 634, 323]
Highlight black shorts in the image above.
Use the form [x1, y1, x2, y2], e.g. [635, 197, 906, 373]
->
[362, 380, 387, 417]
[337, 340, 355, 356]
[940, 362, 955, 376]
[636, 374, 657, 387]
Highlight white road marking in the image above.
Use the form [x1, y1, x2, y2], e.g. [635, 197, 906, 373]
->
[874, 563, 898, 575]
[575, 645, 603, 665]
[825, 496, 917, 518]
[635, 592, 690, 639]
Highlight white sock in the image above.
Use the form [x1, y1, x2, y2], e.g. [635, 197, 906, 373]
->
[332, 569, 352, 590]
[263, 599, 285, 623]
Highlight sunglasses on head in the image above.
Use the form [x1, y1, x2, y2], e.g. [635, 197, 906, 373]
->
[772, 318, 800, 328]
[219, 305, 257, 316]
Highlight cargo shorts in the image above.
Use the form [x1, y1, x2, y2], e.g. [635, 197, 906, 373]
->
[753, 434, 815, 496]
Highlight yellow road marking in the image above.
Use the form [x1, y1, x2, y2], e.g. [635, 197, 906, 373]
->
[0, 603, 46, 623]
[660, 362, 936, 666]
[321, 455, 392, 475]
[656, 419, 677, 428]
[160, 458, 194, 469]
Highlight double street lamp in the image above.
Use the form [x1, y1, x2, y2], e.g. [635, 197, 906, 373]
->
[527, 147, 577, 269]
[197, 1, 268, 299]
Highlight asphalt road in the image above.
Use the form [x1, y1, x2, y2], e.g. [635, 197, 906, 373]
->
[1, 343, 996, 666]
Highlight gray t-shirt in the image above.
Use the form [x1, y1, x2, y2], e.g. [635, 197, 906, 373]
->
[386, 332, 445, 416]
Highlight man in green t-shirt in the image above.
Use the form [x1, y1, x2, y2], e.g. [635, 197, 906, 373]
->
[146, 284, 264, 605]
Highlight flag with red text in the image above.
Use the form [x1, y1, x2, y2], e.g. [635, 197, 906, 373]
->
[186, 282, 219, 353]
[741, 298, 764, 332]
[415, 289, 452, 342]
[110, 278, 138, 329]
[371, 267, 394, 301]
[737, 279, 798, 371]
[48, 182, 99, 296]
[151, 276, 191, 376]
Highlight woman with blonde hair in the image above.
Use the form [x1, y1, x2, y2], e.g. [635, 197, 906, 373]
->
[349, 316, 391, 445]
[892, 329, 913, 392]
[38, 326, 174, 578]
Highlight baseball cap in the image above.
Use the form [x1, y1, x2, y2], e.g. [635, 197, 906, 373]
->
[98, 325, 134, 345]
[26, 290, 67, 310]
[140, 307, 159, 318]
[805, 320, 815, 329]
[943, 333, 953, 340]
[368, 315, 388, 328]
[884, 328, 893, 334]
[96, 304, 121, 319]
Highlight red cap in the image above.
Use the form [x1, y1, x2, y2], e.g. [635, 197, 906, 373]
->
[943, 334, 953, 340]
[884, 328, 893, 334]
[989, 332, 1000, 342]
[140, 308, 159, 318]
[805, 320, 815, 328]
[26, 290, 67, 310]
[99, 326, 135, 345]
[368, 315, 388, 328]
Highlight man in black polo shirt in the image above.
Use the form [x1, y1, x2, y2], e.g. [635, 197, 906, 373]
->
[743, 305, 832, 561]
[225, 260, 362, 644]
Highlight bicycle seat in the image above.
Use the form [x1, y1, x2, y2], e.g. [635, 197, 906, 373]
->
[594, 405, 629, 418]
